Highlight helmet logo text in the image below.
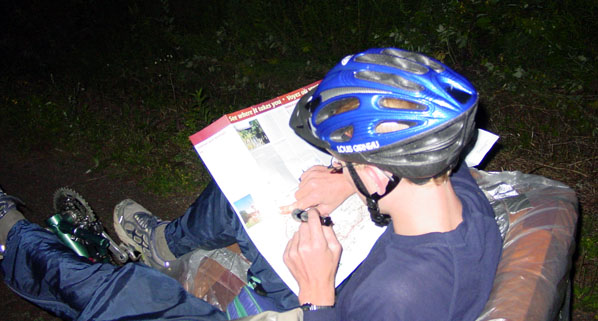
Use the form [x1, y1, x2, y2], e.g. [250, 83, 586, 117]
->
[336, 141, 380, 153]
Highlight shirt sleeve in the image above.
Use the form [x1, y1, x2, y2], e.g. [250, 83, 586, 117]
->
[303, 308, 337, 321]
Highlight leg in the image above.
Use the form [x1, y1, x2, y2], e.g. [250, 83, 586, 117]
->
[114, 180, 299, 311]
[1, 220, 227, 320]
[163, 180, 299, 310]
[164, 180, 241, 254]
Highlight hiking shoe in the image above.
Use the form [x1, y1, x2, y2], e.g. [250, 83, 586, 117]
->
[0, 186, 25, 259]
[0, 187, 20, 220]
[113, 199, 174, 269]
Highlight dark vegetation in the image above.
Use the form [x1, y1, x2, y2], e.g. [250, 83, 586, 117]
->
[1, 0, 597, 316]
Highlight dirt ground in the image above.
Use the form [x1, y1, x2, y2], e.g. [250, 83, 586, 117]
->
[1, 145, 597, 320]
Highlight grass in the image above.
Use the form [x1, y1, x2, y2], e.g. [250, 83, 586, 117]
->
[471, 69, 598, 312]
[1, 0, 597, 314]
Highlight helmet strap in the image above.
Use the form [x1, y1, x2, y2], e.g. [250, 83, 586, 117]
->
[345, 163, 401, 227]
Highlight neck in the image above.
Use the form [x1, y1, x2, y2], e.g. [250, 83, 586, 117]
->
[381, 179, 463, 236]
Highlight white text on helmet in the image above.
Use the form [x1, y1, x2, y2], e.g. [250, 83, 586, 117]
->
[336, 141, 380, 153]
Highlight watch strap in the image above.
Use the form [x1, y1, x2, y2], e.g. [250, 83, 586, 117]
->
[300, 303, 334, 311]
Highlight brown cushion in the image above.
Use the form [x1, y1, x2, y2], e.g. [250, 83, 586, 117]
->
[477, 184, 578, 321]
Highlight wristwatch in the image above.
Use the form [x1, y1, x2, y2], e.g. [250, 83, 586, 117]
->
[300, 303, 334, 311]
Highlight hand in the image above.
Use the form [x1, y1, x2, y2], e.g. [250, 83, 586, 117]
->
[283, 208, 342, 305]
[280, 165, 355, 216]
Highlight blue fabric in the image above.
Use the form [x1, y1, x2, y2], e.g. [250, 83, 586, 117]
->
[0, 180, 296, 320]
[304, 162, 502, 321]
[1, 220, 227, 320]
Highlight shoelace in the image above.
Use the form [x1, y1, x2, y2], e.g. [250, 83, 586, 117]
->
[134, 212, 161, 230]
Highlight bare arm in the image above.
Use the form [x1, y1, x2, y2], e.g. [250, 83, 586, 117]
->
[283, 208, 342, 305]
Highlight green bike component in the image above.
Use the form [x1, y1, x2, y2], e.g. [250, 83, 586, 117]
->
[46, 213, 110, 261]
[46, 214, 91, 258]
[48, 187, 112, 263]
[48, 187, 138, 265]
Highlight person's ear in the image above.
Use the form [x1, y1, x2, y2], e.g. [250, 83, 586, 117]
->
[362, 165, 391, 195]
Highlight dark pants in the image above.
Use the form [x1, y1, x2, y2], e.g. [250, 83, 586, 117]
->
[1, 180, 297, 320]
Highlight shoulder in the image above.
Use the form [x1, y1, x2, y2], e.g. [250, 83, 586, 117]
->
[450, 162, 495, 220]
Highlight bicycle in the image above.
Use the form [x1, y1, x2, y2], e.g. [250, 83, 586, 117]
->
[47, 187, 139, 264]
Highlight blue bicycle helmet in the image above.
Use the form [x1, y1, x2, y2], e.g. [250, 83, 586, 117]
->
[290, 47, 478, 180]
[290, 48, 479, 226]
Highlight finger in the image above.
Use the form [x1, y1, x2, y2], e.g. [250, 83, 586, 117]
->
[297, 176, 319, 193]
[283, 232, 297, 265]
[291, 229, 300, 250]
[295, 181, 322, 205]
[305, 165, 328, 174]
[285, 232, 296, 252]
[292, 200, 320, 215]
[321, 225, 339, 244]
[279, 204, 294, 215]
[297, 214, 310, 236]
[293, 227, 312, 274]
[287, 231, 301, 263]
[294, 187, 314, 206]
[322, 225, 342, 258]
[298, 166, 329, 185]
[298, 166, 320, 183]
[306, 208, 325, 243]
[290, 187, 320, 213]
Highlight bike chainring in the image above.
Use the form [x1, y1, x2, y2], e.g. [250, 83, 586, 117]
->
[53, 187, 97, 230]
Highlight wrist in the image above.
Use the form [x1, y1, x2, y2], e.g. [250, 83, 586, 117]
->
[298, 289, 335, 306]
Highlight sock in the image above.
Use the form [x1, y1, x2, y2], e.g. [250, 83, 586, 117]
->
[0, 209, 25, 245]
[154, 223, 176, 260]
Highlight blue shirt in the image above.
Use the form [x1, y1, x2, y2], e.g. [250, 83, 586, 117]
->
[305, 164, 502, 321]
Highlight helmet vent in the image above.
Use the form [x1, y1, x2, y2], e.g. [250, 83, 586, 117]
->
[315, 97, 360, 125]
[330, 125, 354, 142]
[375, 121, 414, 133]
[320, 87, 389, 103]
[356, 53, 428, 74]
[356, 70, 423, 92]
[383, 48, 445, 73]
[444, 85, 472, 104]
[379, 98, 427, 111]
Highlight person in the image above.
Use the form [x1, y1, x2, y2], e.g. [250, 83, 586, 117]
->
[283, 47, 502, 320]
[0, 181, 299, 320]
[0, 47, 501, 321]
